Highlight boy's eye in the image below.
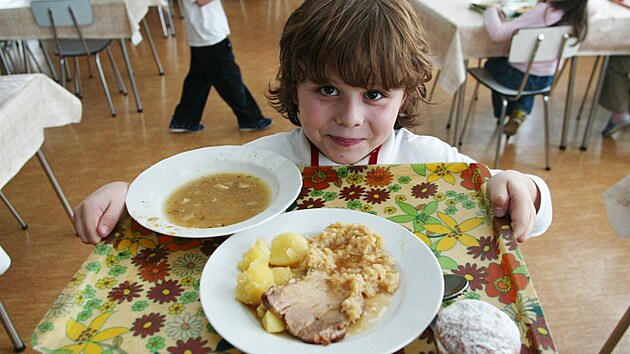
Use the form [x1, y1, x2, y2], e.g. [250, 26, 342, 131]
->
[319, 86, 338, 96]
[365, 91, 384, 100]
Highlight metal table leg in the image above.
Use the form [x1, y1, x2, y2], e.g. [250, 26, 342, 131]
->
[36, 149, 73, 221]
[560, 56, 577, 150]
[580, 56, 610, 151]
[452, 60, 469, 146]
[118, 38, 143, 112]
[141, 18, 164, 75]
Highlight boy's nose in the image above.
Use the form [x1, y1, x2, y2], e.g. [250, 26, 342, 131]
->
[335, 98, 364, 127]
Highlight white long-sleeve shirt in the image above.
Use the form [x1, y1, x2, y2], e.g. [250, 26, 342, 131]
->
[246, 128, 552, 237]
[484, 2, 564, 76]
[180, 0, 230, 47]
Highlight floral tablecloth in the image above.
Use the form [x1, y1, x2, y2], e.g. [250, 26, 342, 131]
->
[32, 163, 557, 353]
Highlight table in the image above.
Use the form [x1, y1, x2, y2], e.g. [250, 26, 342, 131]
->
[0, 0, 162, 112]
[31, 163, 558, 353]
[0, 73, 81, 221]
[412, 0, 630, 146]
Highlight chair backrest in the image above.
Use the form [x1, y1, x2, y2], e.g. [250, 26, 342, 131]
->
[507, 25, 580, 96]
[31, 0, 94, 27]
[30, 0, 95, 58]
[508, 25, 580, 64]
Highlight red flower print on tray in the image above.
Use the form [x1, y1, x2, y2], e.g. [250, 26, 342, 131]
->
[452, 263, 488, 291]
[131, 312, 165, 338]
[339, 184, 365, 201]
[158, 235, 201, 252]
[365, 166, 393, 187]
[296, 198, 325, 210]
[485, 253, 529, 304]
[411, 182, 438, 199]
[108, 281, 143, 304]
[167, 337, 212, 354]
[139, 261, 171, 283]
[363, 188, 390, 204]
[131, 245, 169, 267]
[460, 163, 491, 191]
[527, 314, 556, 351]
[148, 280, 184, 304]
[467, 235, 499, 261]
[302, 166, 340, 190]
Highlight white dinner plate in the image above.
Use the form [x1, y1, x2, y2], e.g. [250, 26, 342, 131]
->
[200, 208, 444, 354]
[125, 146, 302, 238]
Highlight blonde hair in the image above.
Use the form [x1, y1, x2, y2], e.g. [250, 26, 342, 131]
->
[267, 0, 433, 128]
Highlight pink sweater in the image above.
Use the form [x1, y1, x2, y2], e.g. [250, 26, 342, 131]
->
[484, 2, 565, 76]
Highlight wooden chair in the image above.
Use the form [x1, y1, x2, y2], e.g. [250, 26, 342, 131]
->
[460, 25, 580, 170]
[0, 245, 25, 352]
[30, 0, 127, 117]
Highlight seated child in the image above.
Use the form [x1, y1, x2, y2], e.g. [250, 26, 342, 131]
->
[483, 0, 588, 135]
[74, 0, 552, 246]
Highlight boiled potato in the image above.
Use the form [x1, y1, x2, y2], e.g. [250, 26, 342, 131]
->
[270, 232, 309, 266]
[271, 267, 293, 286]
[237, 238, 271, 272]
[235, 259, 275, 305]
[256, 303, 267, 319]
[261, 310, 286, 333]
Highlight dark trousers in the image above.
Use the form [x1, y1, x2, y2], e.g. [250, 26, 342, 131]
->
[171, 38, 264, 126]
[485, 57, 553, 117]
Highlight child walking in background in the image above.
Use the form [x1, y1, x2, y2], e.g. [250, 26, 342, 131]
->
[169, 0, 272, 133]
[74, 0, 552, 246]
[483, 0, 589, 136]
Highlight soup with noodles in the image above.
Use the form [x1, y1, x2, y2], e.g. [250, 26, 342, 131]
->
[164, 173, 272, 228]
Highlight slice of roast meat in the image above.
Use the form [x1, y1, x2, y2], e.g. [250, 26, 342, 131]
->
[261, 272, 350, 345]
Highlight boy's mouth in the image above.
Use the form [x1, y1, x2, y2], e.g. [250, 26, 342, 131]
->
[329, 136, 363, 147]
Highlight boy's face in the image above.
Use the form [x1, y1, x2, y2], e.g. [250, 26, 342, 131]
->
[296, 75, 405, 165]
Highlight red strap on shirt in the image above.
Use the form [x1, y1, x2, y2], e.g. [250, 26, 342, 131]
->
[309, 141, 380, 166]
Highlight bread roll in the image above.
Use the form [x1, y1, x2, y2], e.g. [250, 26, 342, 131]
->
[434, 299, 520, 354]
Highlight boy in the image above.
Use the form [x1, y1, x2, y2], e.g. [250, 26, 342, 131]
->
[74, 0, 551, 245]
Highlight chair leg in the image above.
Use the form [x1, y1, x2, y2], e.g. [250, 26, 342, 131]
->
[106, 47, 127, 95]
[24, 44, 44, 74]
[118, 39, 143, 112]
[543, 95, 551, 171]
[73, 57, 82, 98]
[458, 82, 481, 147]
[494, 98, 508, 169]
[0, 192, 28, 230]
[0, 298, 26, 352]
[36, 149, 74, 221]
[446, 93, 458, 129]
[0, 45, 11, 75]
[39, 40, 58, 82]
[165, 5, 176, 36]
[560, 56, 578, 150]
[94, 53, 116, 117]
[59, 58, 67, 89]
[576, 56, 601, 121]
[141, 18, 164, 75]
[157, 6, 169, 38]
[429, 70, 440, 101]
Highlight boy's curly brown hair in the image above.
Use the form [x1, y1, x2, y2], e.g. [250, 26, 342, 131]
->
[267, 0, 434, 129]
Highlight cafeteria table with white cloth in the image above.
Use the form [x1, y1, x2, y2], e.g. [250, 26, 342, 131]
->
[0, 73, 81, 222]
[412, 0, 630, 147]
[0, 0, 160, 112]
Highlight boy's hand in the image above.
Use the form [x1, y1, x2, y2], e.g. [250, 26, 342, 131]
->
[73, 182, 130, 245]
[486, 170, 541, 242]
